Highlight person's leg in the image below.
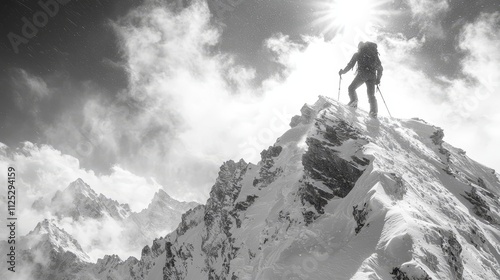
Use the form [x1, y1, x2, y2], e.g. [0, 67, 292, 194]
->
[348, 74, 365, 107]
[366, 79, 378, 116]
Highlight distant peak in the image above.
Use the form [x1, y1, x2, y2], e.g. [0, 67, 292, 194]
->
[68, 178, 90, 189]
[152, 189, 173, 202]
[66, 178, 96, 197]
[31, 219, 62, 235]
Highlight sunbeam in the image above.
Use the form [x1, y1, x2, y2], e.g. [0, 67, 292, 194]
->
[311, 0, 394, 38]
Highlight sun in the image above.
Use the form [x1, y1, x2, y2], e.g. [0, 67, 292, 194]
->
[311, 0, 392, 37]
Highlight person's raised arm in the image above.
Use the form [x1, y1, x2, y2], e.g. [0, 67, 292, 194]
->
[339, 53, 358, 75]
[376, 58, 383, 85]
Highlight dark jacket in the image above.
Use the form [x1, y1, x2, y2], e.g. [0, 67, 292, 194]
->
[343, 52, 383, 81]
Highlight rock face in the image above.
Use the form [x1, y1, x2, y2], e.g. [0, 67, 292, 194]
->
[10, 96, 500, 280]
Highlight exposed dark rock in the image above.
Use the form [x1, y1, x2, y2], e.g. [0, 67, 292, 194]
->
[430, 128, 444, 146]
[299, 119, 369, 218]
[231, 195, 258, 228]
[462, 187, 498, 224]
[298, 182, 334, 215]
[430, 128, 451, 162]
[351, 156, 370, 166]
[141, 245, 151, 258]
[177, 205, 205, 236]
[391, 267, 432, 280]
[440, 231, 463, 280]
[302, 210, 318, 226]
[163, 242, 178, 280]
[253, 146, 283, 189]
[353, 203, 369, 234]
[201, 159, 248, 280]
[302, 137, 364, 197]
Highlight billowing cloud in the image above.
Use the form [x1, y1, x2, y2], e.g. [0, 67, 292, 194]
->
[405, 0, 450, 37]
[374, 12, 500, 172]
[40, 1, 354, 203]
[0, 141, 166, 260]
[0, 142, 161, 232]
[36, 2, 500, 207]
[10, 69, 50, 116]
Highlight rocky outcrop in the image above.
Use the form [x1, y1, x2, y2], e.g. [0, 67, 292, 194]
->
[391, 267, 432, 280]
[161, 160, 248, 280]
[353, 202, 370, 234]
[441, 231, 463, 280]
[253, 145, 283, 189]
[299, 118, 370, 217]
[462, 187, 499, 225]
[201, 160, 247, 280]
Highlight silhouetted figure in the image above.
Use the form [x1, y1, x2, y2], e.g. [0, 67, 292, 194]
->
[339, 42, 383, 118]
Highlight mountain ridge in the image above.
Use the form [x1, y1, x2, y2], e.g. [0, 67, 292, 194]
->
[145, 96, 500, 280]
[5, 96, 500, 280]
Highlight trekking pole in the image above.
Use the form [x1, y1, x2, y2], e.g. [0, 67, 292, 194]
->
[376, 85, 392, 118]
[337, 74, 342, 101]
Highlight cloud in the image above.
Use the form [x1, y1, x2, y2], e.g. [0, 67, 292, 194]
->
[0, 141, 165, 261]
[10, 69, 50, 116]
[40, 1, 350, 203]
[405, 0, 450, 38]
[0, 142, 160, 230]
[442, 12, 500, 170]
[373, 12, 500, 172]
[39, 1, 499, 209]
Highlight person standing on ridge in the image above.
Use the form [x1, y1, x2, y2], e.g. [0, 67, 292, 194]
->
[339, 41, 383, 118]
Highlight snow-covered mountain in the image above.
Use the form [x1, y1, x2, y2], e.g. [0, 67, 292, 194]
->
[31, 178, 198, 251]
[33, 178, 132, 221]
[0, 219, 94, 280]
[7, 178, 199, 279]
[8, 96, 500, 280]
[92, 96, 500, 279]
[127, 189, 200, 241]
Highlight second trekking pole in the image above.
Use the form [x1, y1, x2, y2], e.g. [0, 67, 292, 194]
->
[338, 74, 342, 101]
[376, 85, 392, 118]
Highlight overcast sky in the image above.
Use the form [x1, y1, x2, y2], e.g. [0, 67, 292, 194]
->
[1, 0, 499, 214]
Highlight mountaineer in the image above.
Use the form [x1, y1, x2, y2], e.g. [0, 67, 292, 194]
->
[339, 41, 383, 118]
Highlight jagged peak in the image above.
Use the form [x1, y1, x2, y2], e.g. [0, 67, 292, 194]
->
[30, 218, 60, 235]
[153, 188, 173, 201]
[66, 178, 97, 198]
[27, 219, 92, 262]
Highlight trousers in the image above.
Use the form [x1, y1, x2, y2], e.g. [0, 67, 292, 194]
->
[348, 73, 378, 114]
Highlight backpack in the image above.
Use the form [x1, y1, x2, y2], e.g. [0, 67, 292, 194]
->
[357, 42, 380, 74]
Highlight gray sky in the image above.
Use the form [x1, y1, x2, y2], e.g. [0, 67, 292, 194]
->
[1, 0, 499, 205]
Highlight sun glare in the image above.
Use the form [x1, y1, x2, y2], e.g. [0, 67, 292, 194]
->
[312, 0, 392, 37]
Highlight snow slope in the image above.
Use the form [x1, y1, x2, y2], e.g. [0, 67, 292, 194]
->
[121, 95, 500, 280]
